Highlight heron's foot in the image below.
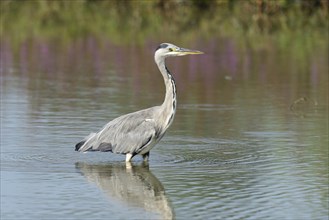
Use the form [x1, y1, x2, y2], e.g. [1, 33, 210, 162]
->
[142, 152, 150, 162]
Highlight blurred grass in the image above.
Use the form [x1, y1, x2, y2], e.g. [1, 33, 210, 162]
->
[0, 0, 328, 50]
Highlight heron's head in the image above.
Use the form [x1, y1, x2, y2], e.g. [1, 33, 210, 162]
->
[155, 43, 203, 58]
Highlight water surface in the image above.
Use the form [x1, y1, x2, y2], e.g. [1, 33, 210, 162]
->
[1, 37, 328, 220]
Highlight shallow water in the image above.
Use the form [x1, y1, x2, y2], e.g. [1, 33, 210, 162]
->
[1, 38, 328, 220]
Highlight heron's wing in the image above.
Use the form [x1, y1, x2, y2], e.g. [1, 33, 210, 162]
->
[77, 108, 160, 155]
[96, 114, 157, 154]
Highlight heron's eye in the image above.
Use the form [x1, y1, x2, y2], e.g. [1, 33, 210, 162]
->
[168, 48, 173, 52]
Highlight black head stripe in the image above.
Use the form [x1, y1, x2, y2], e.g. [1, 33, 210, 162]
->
[156, 43, 169, 51]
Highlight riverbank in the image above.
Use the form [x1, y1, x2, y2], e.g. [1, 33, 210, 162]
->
[1, 0, 327, 48]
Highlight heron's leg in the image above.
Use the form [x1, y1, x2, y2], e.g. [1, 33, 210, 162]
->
[142, 152, 150, 161]
[126, 153, 133, 162]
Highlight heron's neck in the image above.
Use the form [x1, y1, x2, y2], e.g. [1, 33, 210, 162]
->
[156, 58, 177, 126]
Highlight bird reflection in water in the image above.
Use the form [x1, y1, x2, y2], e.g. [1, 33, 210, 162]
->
[75, 162, 175, 219]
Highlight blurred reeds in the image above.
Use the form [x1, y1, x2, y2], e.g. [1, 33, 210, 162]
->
[0, 0, 328, 48]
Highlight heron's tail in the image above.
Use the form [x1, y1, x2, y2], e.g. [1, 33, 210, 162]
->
[75, 141, 85, 151]
[75, 133, 97, 152]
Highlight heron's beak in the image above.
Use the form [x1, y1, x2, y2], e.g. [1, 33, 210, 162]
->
[176, 47, 204, 56]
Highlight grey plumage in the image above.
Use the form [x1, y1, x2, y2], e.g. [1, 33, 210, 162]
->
[75, 43, 203, 162]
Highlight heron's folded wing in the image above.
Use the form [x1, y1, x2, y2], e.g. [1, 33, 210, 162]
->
[89, 109, 159, 154]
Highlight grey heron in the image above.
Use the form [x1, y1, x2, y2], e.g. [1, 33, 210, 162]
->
[75, 43, 203, 162]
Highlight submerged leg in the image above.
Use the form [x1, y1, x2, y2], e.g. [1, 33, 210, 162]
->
[125, 161, 133, 169]
[126, 153, 133, 162]
[142, 152, 150, 162]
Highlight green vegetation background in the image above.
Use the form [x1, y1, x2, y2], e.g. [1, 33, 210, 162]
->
[0, 0, 328, 50]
